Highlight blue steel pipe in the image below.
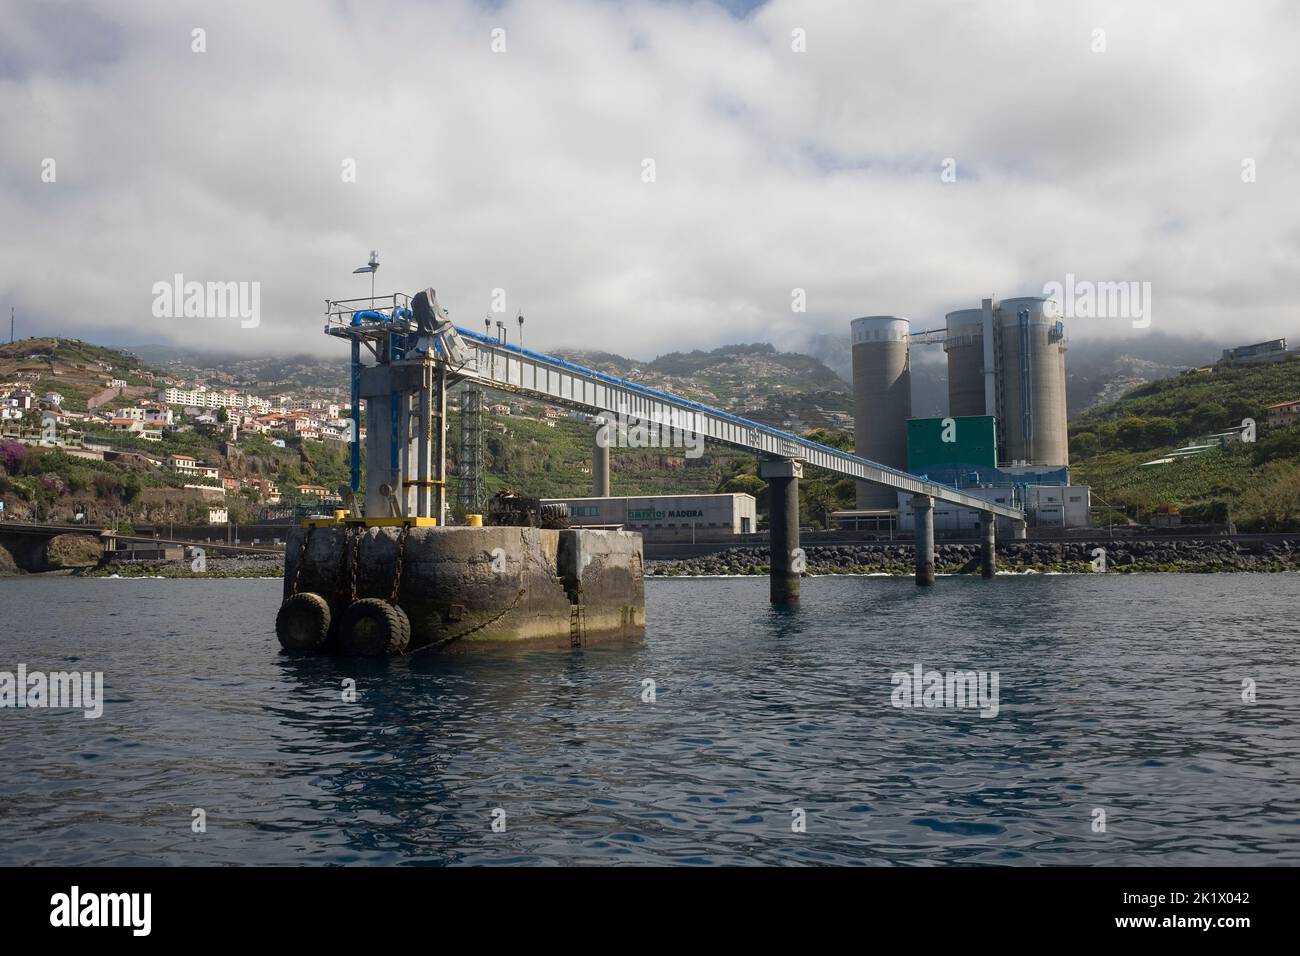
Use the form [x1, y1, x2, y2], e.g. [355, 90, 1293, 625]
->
[349, 312, 362, 493]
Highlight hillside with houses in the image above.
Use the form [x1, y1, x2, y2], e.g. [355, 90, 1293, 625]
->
[0, 338, 756, 528]
[0, 338, 359, 526]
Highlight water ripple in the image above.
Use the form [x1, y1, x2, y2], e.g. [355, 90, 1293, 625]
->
[0, 574, 1297, 865]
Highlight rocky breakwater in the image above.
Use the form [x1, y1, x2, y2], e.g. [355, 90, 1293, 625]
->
[84, 553, 284, 578]
[648, 538, 1300, 576]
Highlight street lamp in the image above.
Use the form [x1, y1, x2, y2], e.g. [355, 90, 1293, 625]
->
[517, 312, 524, 348]
[352, 249, 380, 303]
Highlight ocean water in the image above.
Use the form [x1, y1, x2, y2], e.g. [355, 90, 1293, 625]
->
[0, 573, 1296, 866]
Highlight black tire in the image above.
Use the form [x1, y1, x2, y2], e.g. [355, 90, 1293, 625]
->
[276, 592, 331, 653]
[391, 602, 412, 648]
[338, 598, 411, 657]
[540, 503, 570, 528]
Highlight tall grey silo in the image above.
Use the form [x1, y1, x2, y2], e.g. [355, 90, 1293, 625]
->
[851, 316, 912, 509]
[995, 296, 1069, 468]
[943, 307, 988, 419]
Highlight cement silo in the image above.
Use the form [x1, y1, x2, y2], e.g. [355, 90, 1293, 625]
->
[851, 316, 912, 509]
[995, 296, 1069, 467]
[943, 307, 988, 418]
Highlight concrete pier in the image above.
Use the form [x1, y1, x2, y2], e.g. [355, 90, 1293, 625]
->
[1012, 519, 1028, 540]
[593, 417, 611, 497]
[760, 458, 802, 604]
[912, 494, 935, 586]
[281, 526, 645, 654]
[980, 511, 996, 578]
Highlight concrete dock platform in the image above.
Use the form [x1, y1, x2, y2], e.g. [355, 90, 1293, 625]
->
[280, 525, 645, 655]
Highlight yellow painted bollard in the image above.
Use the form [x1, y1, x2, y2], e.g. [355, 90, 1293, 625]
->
[465, 514, 483, 527]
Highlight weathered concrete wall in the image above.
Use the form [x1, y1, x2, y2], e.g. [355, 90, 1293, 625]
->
[558, 529, 645, 638]
[284, 526, 645, 652]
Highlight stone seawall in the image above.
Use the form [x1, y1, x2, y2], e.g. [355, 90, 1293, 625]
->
[284, 525, 644, 652]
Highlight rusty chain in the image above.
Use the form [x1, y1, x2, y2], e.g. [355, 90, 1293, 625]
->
[389, 523, 410, 605]
[290, 525, 313, 595]
[405, 587, 527, 655]
[347, 524, 361, 604]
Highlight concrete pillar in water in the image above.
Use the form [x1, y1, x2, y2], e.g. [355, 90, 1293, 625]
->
[912, 494, 935, 586]
[760, 458, 802, 605]
[593, 416, 611, 497]
[979, 511, 996, 578]
[1012, 519, 1028, 540]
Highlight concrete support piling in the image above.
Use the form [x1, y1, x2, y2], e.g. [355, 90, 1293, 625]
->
[980, 511, 996, 578]
[760, 458, 802, 605]
[593, 417, 611, 497]
[1012, 519, 1028, 540]
[912, 494, 935, 586]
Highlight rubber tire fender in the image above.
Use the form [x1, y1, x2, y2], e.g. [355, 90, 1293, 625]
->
[338, 598, 411, 657]
[276, 592, 331, 653]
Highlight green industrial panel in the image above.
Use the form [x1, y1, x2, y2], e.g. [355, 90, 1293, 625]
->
[907, 416, 997, 472]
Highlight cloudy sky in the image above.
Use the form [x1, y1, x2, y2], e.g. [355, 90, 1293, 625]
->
[2, 0, 1296, 360]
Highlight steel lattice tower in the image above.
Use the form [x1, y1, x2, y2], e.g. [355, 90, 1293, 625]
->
[459, 385, 483, 513]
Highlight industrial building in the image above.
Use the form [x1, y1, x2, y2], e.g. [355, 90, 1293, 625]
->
[1222, 338, 1291, 365]
[839, 293, 1087, 533]
[894, 485, 1091, 533]
[540, 493, 757, 542]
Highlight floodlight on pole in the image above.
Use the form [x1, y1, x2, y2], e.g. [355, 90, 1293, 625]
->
[352, 249, 380, 302]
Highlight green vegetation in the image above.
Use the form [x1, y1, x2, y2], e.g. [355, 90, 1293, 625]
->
[1069, 355, 1300, 529]
[445, 408, 754, 506]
